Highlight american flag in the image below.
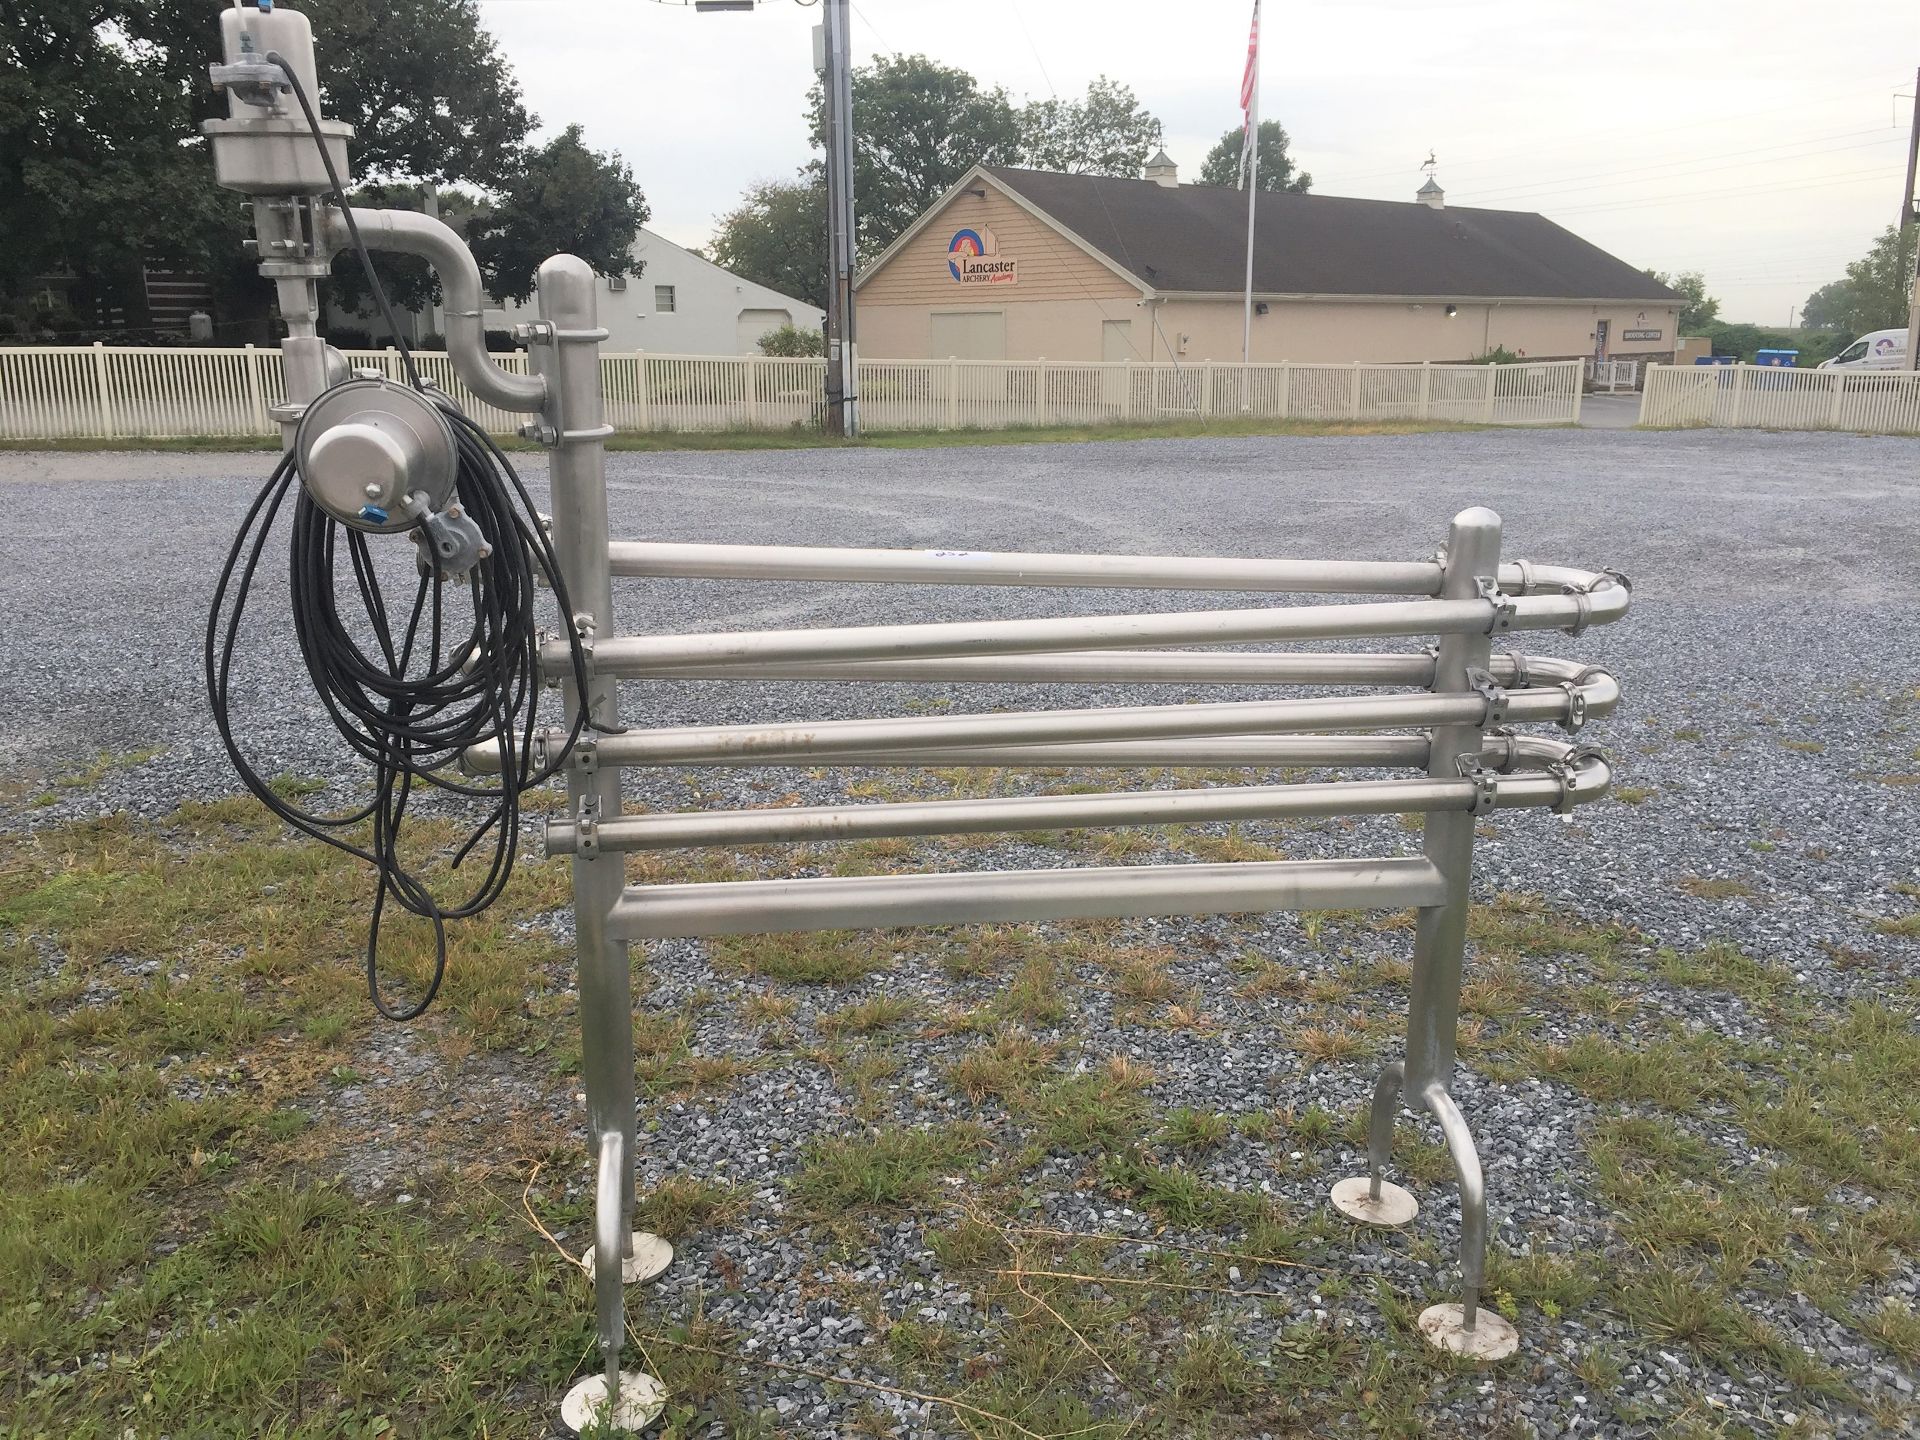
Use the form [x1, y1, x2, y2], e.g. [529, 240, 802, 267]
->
[1238, 1, 1260, 186]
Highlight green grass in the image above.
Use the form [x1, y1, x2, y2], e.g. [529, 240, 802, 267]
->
[791, 1125, 987, 1215]
[4, 797, 1912, 1437]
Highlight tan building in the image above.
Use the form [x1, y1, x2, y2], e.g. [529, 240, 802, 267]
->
[856, 158, 1681, 366]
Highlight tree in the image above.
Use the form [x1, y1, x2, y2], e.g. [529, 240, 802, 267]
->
[810, 54, 1024, 255]
[466, 126, 647, 304]
[0, 3, 235, 332]
[1799, 279, 1851, 331]
[708, 177, 827, 309]
[306, 0, 533, 189]
[1643, 269, 1720, 331]
[1022, 77, 1163, 177]
[1, 1, 641, 338]
[1823, 225, 1916, 334]
[1196, 120, 1311, 192]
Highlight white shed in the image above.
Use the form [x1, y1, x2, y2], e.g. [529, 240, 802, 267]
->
[487, 228, 822, 355]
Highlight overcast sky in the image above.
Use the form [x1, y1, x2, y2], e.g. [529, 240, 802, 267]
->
[474, 0, 1918, 325]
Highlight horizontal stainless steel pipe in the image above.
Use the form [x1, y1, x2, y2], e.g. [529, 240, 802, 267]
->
[464, 733, 1435, 775]
[608, 540, 1444, 594]
[552, 590, 1626, 676]
[613, 651, 1606, 690]
[604, 539, 1615, 600]
[606, 856, 1450, 939]
[525, 686, 1595, 768]
[549, 754, 1611, 854]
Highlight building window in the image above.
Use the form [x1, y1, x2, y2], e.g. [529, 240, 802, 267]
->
[608, 274, 627, 293]
[654, 285, 676, 313]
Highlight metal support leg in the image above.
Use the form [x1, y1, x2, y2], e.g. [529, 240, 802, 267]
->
[1415, 1085, 1517, 1359]
[1330, 1060, 1417, 1226]
[1331, 510, 1515, 1357]
[536, 256, 669, 1432]
[559, 1131, 667, 1434]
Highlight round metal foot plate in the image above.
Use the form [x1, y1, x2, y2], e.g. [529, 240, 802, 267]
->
[581, 1232, 673, 1285]
[1330, 1175, 1418, 1227]
[560, 1370, 666, 1435]
[1417, 1303, 1519, 1361]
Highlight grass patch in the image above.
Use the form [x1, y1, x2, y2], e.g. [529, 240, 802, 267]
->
[1678, 875, 1758, 901]
[709, 929, 894, 984]
[791, 1124, 987, 1215]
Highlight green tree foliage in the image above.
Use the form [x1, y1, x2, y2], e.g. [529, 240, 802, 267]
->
[1798, 279, 1851, 331]
[2, 1, 641, 338]
[466, 126, 647, 304]
[1642, 269, 1720, 331]
[810, 54, 1024, 255]
[1022, 77, 1163, 177]
[1797, 226, 1917, 336]
[1196, 120, 1311, 193]
[709, 177, 828, 310]
[304, 0, 533, 188]
[756, 322, 825, 357]
[0, 2, 235, 332]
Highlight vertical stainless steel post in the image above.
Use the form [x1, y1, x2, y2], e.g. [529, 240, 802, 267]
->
[531, 257, 642, 1414]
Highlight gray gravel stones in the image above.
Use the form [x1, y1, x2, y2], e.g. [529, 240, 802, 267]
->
[4, 426, 1919, 1435]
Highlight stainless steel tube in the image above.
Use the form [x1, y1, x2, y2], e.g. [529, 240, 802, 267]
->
[328, 207, 547, 413]
[517, 686, 1592, 768]
[601, 650, 1440, 686]
[603, 538, 1619, 600]
[548, 759, 1609, 854]
[548, 589, 1625, 676]
[607, 856, 1449, 939]
[465, 733, 1434, 776]
[537, 257, 637, 1271]
[607, 539, 1445, 593]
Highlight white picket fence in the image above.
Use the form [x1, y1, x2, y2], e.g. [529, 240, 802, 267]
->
[1584, 358, 1639, 394]
[1639, 362, 1920, 435]
[0, 343, 1582, 441]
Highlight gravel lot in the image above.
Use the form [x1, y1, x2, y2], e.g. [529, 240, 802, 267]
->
[5, 426, 1920, 1436]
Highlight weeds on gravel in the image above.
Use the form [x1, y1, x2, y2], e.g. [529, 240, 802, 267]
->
[709, 929, 894, 984]
[792, 1124, 989, 1215]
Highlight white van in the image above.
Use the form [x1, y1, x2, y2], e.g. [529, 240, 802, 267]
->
[1817, 328, 1908, 370]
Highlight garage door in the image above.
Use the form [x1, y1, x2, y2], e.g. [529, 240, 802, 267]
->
[929, 310, 1006, 360]
[736, 308, 792, 353]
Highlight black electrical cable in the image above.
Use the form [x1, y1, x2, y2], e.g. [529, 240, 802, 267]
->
[205, 57, 602, 1020]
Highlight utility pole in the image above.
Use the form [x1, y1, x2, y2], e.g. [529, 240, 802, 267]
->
[1904, 65, 1919, 370]
[819, 0, 859, 436]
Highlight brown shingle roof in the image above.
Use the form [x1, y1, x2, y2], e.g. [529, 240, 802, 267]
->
[983, 166, 1679, 303]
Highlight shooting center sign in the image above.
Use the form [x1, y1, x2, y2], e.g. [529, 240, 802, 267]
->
[947, 227, 1018, 285]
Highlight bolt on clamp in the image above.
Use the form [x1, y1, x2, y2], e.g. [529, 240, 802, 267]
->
[1475, 575, 1515, 634]
[1454, 756, 1498, 816]
[1465, 667, 1508, 725]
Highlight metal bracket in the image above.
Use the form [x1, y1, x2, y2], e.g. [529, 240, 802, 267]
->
[1502, 650, 1531, 690]
[1558, 680, 1588, 734]
[513, 321, 556, 345]
[1559, 585, 1593, 637]
[572, 736, 598, 775]
[1476, 576, 1515, 634]
[1505, 558, 1538, 595]
[517, 421, 559, 447]
[1465, 667, 1508, 725]
[576, 795, 601, 857]
[1455, 755, 1497, 816]
[1479, 726, 1519, 773]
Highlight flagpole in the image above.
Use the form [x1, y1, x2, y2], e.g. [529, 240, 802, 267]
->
[1241, 0, 1259, 370]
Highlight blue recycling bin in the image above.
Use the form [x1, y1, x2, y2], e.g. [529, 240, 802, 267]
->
[1754, 349, 1798, 367]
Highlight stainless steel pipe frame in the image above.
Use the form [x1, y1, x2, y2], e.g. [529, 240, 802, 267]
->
[506, 500, 1628, 1372]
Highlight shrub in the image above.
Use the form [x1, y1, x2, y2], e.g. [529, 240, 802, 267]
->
[757, 323, 824, 357]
